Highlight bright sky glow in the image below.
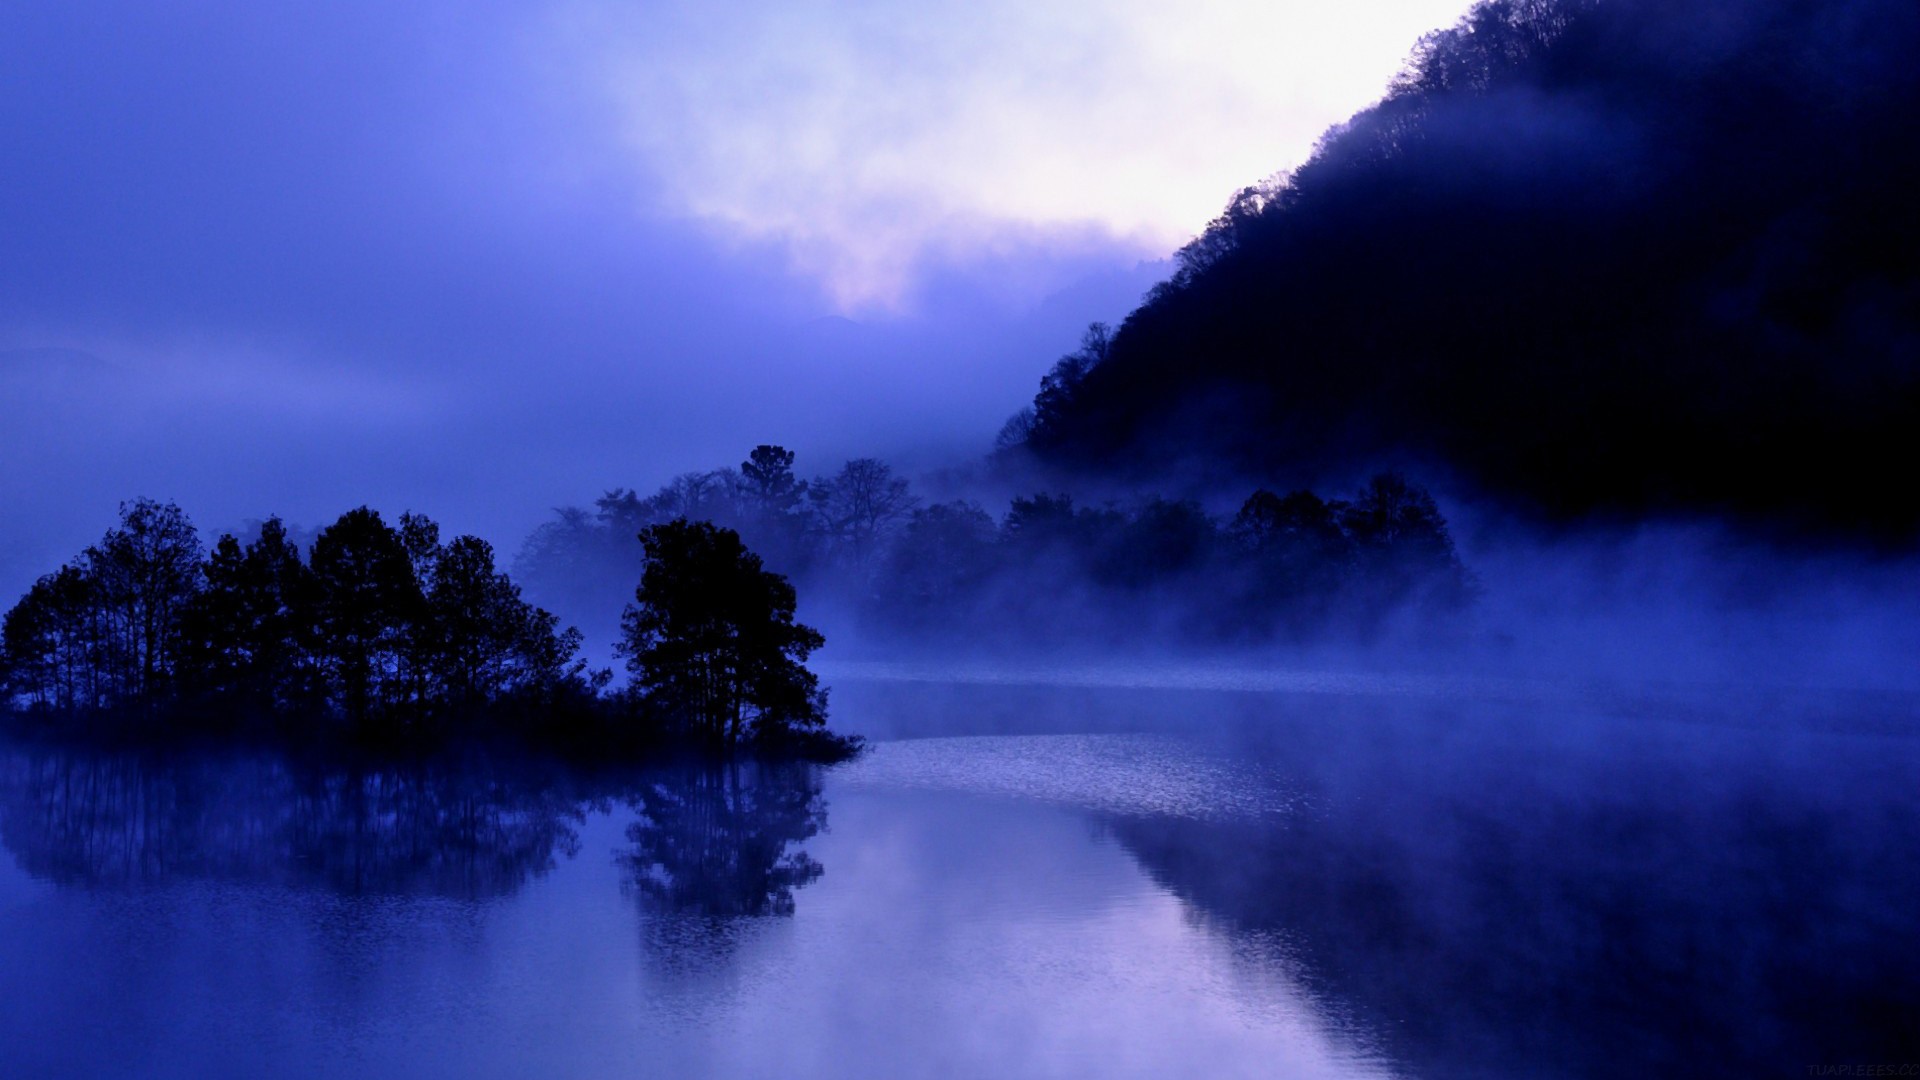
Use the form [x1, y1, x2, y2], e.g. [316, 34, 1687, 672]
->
[573, 0, 1471, 308]
[0, 0, 1476, 600]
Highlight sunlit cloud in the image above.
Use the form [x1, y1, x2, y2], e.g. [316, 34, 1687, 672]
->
[568, 0, 1471, 308]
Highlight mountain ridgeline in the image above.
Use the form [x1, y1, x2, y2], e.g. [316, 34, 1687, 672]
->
[1005, 0, 1920, 536]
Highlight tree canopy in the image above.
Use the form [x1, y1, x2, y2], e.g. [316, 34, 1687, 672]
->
[619, 520, 831, 751]
[515, 446, 1478, 652]
[3, 501, 591, 738]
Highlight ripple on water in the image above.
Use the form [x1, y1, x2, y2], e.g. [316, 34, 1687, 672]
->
[836, 734, 1307, 821]
[816, 657, 1461, 697]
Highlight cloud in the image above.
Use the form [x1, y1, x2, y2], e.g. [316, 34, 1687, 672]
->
[0, 0, 1460, 603]
[570, 0, 1471, 308]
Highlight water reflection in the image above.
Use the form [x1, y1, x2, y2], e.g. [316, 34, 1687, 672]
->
[4, 683, 1914, 1079]
[832, 686, 1920, 1079]
[0, 748, 591, 898]
[0, 745, 828, 919]
[619, 762, 826, 917]
[1087, 703, 1920, 1079]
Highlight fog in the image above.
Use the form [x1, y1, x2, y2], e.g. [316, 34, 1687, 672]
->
[1011, 0, 1920, 534]
[1457, 515, 1920, 695]
[6, 0, 1916, 712]
[0, 0, 1470, 611]
[3, 2, 1916, 1073]
[446, 434, 1918, 716]
[6, 672, 1912, 1077]
[0, 0, 1176, 607]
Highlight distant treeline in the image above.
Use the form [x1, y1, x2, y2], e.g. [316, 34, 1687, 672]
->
[516, 446, 1477, 649]
[2, 456, 1477, 744]
[1002, 0, 1920, 535]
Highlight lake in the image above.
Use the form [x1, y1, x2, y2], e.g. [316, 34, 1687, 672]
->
[1, 664, 1916, 1078]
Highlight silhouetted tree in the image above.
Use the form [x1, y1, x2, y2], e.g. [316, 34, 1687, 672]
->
[880, 501, 1000, 619]
[1230, 489, 1353, 623]
[308, 507, 424, 726]
[4, 500, 204, 712]
[1001, 492, 1085, 551]
[5, 499, 616, 744]
[654, 471, 741, 526]
[736, 444, 813, 572]
[178, 518, 321, 713]
[1029, 322, 1113, 445]
[808, 458, 917, 573]
[592, 488, 651, 539]
[739, 445, 805, 519]
[619, 520, 828, 749]
[85, 498, 204, 704]
[2, 566, 107, 712]
[514, 499, 646, 654]
[398, 512, 442, 590]
[993, 406, 1037, 452]
[1097, 498, 1217, 588]
[1341, 475, 1478, 615]
[423, 534, 583, 710]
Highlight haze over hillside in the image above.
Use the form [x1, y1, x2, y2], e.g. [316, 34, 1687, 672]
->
[1005, 0, 1920, 537]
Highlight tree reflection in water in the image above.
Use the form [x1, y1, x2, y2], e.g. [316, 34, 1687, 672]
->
[1095, 703, 1920, 1080]
[0, 746, 588, 899]
[618, 762, 826, 917]
[0, 742, 832, 921]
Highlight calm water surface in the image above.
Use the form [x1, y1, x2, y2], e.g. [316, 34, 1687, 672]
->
[2, 669, 1916, 1078]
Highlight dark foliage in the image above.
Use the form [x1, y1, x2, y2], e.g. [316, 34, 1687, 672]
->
[308, 507, 428, 726]
[1008, 0, 1920, 536]
[178, 518, 325, 717]
[619, 520, 839, 753]
[515, 445, 1477, 653]
[2, 499, 202, 715]
[871, 475, 1476, 646]
[2, 499, 863, 762]
[0, 501, 613, 748]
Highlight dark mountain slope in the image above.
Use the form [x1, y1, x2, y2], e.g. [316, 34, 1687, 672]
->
[1017, 0, 1920, 535]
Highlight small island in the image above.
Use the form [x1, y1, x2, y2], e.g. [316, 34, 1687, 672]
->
[0, 498, 860, 763]
[1, 446, 1483, 766]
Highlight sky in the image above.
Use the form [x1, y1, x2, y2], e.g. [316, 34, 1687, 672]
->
[0, 0, 1469, 599]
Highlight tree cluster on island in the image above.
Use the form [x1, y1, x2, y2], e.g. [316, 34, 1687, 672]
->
[0, 499, 853, 761]
[3, 445, 1476, 747]
[517, 446, 1478, 651]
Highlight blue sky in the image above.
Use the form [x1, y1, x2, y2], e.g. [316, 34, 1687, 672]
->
[0, 0, 1467, 596]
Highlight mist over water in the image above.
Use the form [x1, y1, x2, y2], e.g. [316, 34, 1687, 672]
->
[2, 672, 1913, 1078]
[4, 0, 1919, 1075]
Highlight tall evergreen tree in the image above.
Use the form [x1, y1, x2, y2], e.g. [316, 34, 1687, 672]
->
[309, 507, 423, 725]
[424, 534, 583, 710]
[179, 518, 319, 712]
[619, 520, 827, 749]
[85, 498, 203, 704]
[2, 565, 107, 711]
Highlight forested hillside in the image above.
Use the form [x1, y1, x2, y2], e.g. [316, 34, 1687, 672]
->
[1008, 0, 1920, 535]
